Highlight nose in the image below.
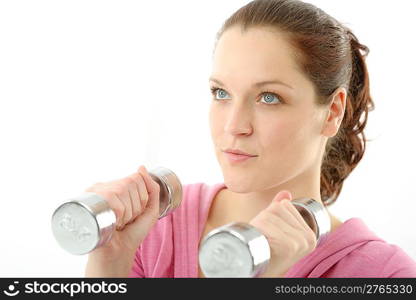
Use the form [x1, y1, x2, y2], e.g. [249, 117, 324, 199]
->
[224, 103, 253, 136]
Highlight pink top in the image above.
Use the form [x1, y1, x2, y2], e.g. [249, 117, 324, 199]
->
[128, 182, 416, 278]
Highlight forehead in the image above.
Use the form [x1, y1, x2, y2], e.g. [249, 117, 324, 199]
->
[212, 26, 301, 79]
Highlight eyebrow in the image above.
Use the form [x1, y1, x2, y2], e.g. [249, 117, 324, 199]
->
[209, 77, 294, 90]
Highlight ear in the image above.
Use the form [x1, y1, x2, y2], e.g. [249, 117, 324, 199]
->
[321, 87, 347, 138]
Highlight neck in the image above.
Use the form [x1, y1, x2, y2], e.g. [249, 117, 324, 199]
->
[221, 166, 323, 222]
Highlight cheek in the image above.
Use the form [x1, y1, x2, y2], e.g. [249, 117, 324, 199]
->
[208, 105, 223, 141]
[264, 103, 321, 147]
[262, 118, 300, 152]
[260, 116, 317, 174]
[260, 113, 321, 174]
[208, 105, 217, 130]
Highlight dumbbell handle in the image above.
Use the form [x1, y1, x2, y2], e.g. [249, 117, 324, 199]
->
[51, 166, 182, 255]
[198, 198, 331, 277]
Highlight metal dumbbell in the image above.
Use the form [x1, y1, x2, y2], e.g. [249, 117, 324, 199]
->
[51, 166, 182, 255]
[198, 198, 331, 277]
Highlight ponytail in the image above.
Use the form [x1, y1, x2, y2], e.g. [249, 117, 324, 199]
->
[320, 30, 375, 206]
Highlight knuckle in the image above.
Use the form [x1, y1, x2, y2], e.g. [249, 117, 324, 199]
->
[303, 231, 316, 250]
[141, 190, 149, 202]
[301, 239, 309, 252]
[290, 240, 299, 252]
[128, 176, 143, 192]
[136, 180, 149, 201]
[308, 233, 317, 248]
[112, 185, 127, 196]
[129, 172, 142, 182]
[123, 176, 135, 185]
[116, 178, 131, 189]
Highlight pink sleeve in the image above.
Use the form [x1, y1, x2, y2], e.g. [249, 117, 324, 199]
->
[128, 245, 145, 278]
[324, 242, 416, 278]
[382, 245, 416, 278]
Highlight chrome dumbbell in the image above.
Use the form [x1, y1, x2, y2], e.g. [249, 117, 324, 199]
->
[51, 166, 182, 255]
[198, 198, 331, 277]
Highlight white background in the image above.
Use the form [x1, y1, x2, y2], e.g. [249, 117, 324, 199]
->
[0, 0, 415, 277]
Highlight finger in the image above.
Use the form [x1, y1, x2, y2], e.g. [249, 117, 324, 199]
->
[272, 200, 305, 231]
[114, 193, 127, 230]
[123, 166, 161, 238]
[272, 191, 314, 232]
[138, 165, 160, 216]
[285, 200, 319, 248]
[136, 172, 149, 214]
[127, 172, 146, 219]
[284, 200, 315, 231]
[126, 177, 141, 223]
[266, 191, 299, 228]
[253, 208, 297, 239]
[115, 180, 133, 228]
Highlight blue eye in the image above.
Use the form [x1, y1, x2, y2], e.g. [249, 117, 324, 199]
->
[209, 87, 284, 105]
[260, 93, 281, 104]
[210, 88, 230, 100]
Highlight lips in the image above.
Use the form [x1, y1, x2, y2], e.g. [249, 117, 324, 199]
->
[223, 151, 256, 163]
[223, 149, 257, 157]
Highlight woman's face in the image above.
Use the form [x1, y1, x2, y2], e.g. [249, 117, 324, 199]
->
[209, 26, 330, 193]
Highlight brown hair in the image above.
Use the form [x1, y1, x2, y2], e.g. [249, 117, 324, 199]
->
[214, 0, 375, 206]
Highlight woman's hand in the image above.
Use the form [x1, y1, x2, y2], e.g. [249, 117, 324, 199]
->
[84, 165, 161, 277]
[85, 165, 160, 257]
[249, 190, 318, 277]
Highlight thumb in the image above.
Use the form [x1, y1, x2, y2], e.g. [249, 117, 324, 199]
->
[250, 190, 293, 225]
[264, 190, 292, 212]
[273, 190, 292, 203]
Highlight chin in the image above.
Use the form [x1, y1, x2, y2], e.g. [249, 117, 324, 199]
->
[222, 177, 255, 193]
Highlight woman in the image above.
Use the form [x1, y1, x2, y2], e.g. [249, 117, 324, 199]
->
[85, 0, 416, 277]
